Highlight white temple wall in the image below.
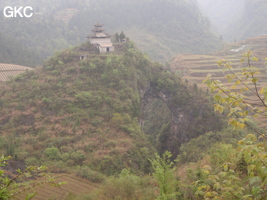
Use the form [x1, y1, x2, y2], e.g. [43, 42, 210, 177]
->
[90, 38, 111, 44]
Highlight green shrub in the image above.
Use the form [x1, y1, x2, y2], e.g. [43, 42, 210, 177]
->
[66, 159, 75, 167]
[177, 129, 245, 164]
[70, 150, 86, 165]
[209, 143, 237, 169]
[150, 151, 180, 200]
[60, 153, 70, 162]
[14, 149, 29, 161]
[76, 166, 105, 183]
[99, 169, 156, 200]
[45, 146, 60, 160]
[111, 113, 123, 128]
[25, 156, 39, 166]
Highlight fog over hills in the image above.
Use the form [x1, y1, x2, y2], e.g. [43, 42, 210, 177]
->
[0, 0, 222, 64]
[197, 0, 267, 42]
[197, 0, 245, 38]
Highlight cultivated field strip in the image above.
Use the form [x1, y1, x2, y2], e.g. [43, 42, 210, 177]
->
[16, 174, 96, 200]
[0, 63, 33, 82]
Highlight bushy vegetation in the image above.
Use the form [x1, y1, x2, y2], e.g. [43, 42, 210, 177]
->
[177, 128, 246, 164]
[0, 44, 156, 176]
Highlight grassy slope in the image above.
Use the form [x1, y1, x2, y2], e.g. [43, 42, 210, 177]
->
[0, 42, 157, 177]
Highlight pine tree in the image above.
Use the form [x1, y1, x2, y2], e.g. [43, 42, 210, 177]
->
[119, 31, 126, 42]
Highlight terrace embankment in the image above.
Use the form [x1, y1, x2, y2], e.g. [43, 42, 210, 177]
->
[171, 34, 267, 128]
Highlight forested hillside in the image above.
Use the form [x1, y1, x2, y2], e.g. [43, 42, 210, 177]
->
[0, 0, 222, 64]
[0, 15, 75, 66]
[0, 32, 40, 67]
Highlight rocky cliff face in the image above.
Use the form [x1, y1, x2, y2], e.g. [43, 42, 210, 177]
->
[141, 78, 223, 158]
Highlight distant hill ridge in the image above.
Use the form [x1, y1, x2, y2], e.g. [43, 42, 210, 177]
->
[0, 63, 33, 82]
[0, 0, 222, 63]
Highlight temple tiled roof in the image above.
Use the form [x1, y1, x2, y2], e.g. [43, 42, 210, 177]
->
[87, 23, 112, 38]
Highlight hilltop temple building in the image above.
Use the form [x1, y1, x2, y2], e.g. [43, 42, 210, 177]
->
[87, 23, 114, 54]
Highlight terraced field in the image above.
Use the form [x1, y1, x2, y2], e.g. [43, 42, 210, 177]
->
[0, 63, 33, 82]
[171, 34, 267, 127]
[16, 174, 97, 200]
